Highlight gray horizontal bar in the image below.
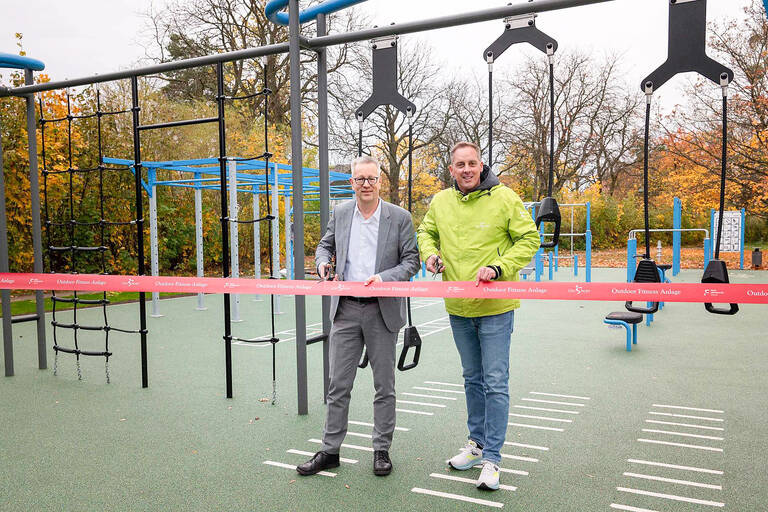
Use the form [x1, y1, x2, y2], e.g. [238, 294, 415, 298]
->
[139, 117, 219, 131]
[308, 0, 614, 48]
[0, 43, 289, 97]
[11, 314, 39, 324]
[1, 0, 614, 98]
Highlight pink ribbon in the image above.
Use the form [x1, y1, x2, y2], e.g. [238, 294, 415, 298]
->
[1, 273, 767, 304]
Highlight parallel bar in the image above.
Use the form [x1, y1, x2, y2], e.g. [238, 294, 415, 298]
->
[290, 0, 309, 416]
[138, 117, 218, 131]
[25, 69, 46, 369]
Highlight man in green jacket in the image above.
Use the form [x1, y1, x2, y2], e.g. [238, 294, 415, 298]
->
[417, 141, 540, 491]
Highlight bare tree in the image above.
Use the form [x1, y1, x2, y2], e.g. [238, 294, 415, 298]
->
[500, 52, 641, 199]
[328, 40, 450, 206]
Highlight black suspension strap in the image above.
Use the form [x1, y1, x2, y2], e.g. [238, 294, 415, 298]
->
[633, 0, 737, 316]
[355, 34, 420, 371]
[39, 86, 140, 382]
[484, 13, 561, 247]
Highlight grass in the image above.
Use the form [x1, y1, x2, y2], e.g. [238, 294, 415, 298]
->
[1, 291, 190, 317]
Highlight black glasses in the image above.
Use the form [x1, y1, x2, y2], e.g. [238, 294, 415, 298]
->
[352, 176, 379, 185]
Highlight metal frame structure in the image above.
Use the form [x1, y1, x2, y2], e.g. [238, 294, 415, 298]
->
[5, 0, 685, 414]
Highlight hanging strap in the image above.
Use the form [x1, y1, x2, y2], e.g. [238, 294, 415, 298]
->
[535, 44, 561, 249]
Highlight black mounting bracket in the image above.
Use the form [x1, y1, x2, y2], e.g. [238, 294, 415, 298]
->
[483, 14, 558, 63]
[356, 35, 416, 121]
[641, 0, 733, 92]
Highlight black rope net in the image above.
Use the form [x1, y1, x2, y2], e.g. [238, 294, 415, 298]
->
[39, 88, 140, 382]
[224, 86, 281, 405]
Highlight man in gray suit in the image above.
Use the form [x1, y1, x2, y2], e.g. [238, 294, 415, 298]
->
[296, 155, 420, 477]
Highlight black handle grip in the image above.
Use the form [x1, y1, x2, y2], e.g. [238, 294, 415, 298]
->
[625, 300, 659, 314]
[397, 326, 422, 372]
[358, 350, 369, 369]
[704, 302, 739, 315]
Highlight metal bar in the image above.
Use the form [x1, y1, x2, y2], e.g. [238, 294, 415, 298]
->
[317, 12, 332, 403]
[0, 118, 13, 377]
[228, 159, 241, 322]
[271, 163, 281, 314]
[629, 228, 710, 240]
[138, 117, 219, 131]
[216, 62, 233, 399]
[285, 194, 292, 279]
[130, 76, 149, 389]
[2, 0, 617, 99]
[307, 333, 329, 345]
[149, 185, 162, 317]
[194, 186, 207, 310]
[308, 0, 615, 49]
[11, 314, 40, 324]
[290, 0, 309, 416]
[252, 189, 262, 302]
[25, 70, 47, 369]
[1, 43, 290, 97]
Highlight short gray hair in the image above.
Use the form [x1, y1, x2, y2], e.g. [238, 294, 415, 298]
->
[350, 155, 381, 176]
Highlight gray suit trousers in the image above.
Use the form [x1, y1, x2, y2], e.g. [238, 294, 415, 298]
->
[321, 298, 397, 453]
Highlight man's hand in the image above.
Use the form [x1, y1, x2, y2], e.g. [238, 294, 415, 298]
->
[425, 254, 445, 274]
[475, 266, 497, 286]
[364, 274, 382, 286]
[318, 262, 332, 280]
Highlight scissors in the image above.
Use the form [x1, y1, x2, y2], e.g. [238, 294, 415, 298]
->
[431, 256, 444, 279]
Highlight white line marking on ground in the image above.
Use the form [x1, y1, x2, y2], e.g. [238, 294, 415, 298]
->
[623, 472, 722, 490]
[641, 429, 724, 441]
[504, 441, 549, 451]
[637, 439, 723, 452]
[474, 464, 529, 475]
[401, 392, 457, 401]
[430, 473, 517, 491]
[529, 392, 590, 400]
[626, 459, 723, 475]
[308, 438, 373, 452]
[411, 488, 504, 508]
[508, 422, 564, 432]
[509, 413, 572, 423]
[424, 381, 464, 388]
[348, 420, 409, 432]
[521, 398, 585, 407]
[610, 504, 659, 512]
[263, 460, 336, 477]
[397, 400, 446, 408]
[645, 420, 724, 431]
[514, 405, 579, 415]
[396, 408, 434, 416]
[616, 487, 724, 507]
[413, 386, 465, 394]
[345, 432, 373, 439]
[286, 449, 358, 464]
[652, 404, 724, 414]
[501, 453, 539, 463]
[648, 411, 724, 422]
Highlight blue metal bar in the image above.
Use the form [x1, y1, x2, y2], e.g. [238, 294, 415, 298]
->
[585, 230, 592, 282]
[673, 197, 681, 276]
[740, 208, 745, 270]
[0, 53, 45, 71]
[627, 238, 637, 282]
[265, 0, 367, 26]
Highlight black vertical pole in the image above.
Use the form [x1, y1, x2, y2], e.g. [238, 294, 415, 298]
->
[216, 62, 233, 399]
[0, 115, 13, 377]
[130, 76, 149, 388]
[289, 0, 309, 415]
[317, 12, 331, 402]
[24, 69, 46, 369]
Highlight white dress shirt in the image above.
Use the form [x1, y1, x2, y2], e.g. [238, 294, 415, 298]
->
[344, 199, 381, 281]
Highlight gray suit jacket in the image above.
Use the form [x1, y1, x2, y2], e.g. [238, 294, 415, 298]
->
[315, 199, 421, 333]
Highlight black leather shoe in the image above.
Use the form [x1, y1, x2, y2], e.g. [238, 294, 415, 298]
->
[296, 451, 340, 476]
[373, 450, 392, 476]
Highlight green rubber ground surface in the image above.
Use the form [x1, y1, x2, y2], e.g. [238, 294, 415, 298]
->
[1, 268, 766, 511]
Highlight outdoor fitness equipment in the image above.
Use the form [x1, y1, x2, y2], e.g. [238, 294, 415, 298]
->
[355, 33, 421, 372]
[638, 0, 737, 316]
[527, 201, 592, 282]
[485, 13, 561, 248]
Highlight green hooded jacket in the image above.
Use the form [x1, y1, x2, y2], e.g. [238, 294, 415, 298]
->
[417, 166, 541, 317]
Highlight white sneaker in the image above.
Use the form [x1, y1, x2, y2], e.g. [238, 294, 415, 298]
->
[477, 461, 500, 491]
[447, 440, 483, 470]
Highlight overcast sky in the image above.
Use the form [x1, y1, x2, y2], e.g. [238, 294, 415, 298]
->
[1, 0, 755, 108]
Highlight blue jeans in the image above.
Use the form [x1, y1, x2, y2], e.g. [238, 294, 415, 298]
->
[449, 311, 514, 464]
